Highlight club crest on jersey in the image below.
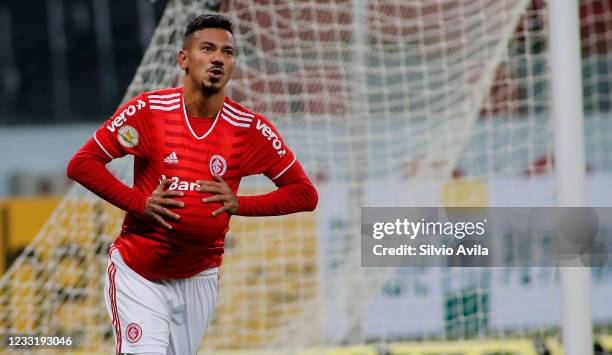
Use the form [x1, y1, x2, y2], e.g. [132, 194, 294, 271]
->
[126, 323, 142, 343]
[209, 154, 227, 176]
[118, 125, 139, 148]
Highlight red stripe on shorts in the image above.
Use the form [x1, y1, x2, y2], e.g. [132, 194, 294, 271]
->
[108, 262, 122, 354]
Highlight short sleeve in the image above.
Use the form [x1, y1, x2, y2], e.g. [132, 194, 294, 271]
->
[93, 93, 150, 159]
[240, 115, 296, 180]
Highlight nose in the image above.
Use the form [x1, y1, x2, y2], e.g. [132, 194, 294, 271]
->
[211, 50, 224, 65]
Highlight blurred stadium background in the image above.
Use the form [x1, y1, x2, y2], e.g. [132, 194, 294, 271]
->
[1, 0, 612, 354]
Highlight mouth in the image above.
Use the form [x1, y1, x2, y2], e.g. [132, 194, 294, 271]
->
[208, 68, 224, 79]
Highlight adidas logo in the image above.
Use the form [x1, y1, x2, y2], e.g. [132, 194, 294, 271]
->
[164, 152, 179, 164]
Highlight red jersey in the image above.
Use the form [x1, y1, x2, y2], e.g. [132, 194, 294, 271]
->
[93, 87, 296, 280]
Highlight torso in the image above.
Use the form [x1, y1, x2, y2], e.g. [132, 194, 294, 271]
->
[114, 87, 257, 280]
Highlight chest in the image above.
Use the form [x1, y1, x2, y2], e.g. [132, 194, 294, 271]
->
[150, 112, 247, 182]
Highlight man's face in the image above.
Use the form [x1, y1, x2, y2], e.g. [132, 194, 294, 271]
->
[179, 28, 236, 94]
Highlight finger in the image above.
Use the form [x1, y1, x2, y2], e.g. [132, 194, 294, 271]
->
[152, 204, 181, 221]
[198, 184, 225, 194]
[160, 190, 185, 198]
[195, 179, 221, 190]
[158, 198, 185, 208]
[195, 180, 216, 188]
[212, 174, 225, 183]
[152, 213, 173, 230]
[202, 195, 227, 203]
[158, 178, 173, 191]
[195, 180, 209, 192]
[212, 205, 231, 217]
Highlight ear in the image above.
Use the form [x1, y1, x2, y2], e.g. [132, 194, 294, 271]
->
[178, 50, 188, 70]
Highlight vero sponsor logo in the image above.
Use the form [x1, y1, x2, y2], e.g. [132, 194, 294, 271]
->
[106, 99, 146, 133]
[255, 119, 286, 157]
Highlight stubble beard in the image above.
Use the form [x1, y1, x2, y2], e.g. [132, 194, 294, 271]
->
[201, 79, 221, 95]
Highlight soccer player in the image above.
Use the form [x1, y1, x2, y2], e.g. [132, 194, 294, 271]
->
[67, 14, 318, 355]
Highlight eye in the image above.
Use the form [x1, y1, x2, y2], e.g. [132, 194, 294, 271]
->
[224, 49, 235, 56]
[202, 46, 213, 53]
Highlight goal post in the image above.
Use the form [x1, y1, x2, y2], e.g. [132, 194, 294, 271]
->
[1, 0, 611, 353]
[549, 1, 593, 355]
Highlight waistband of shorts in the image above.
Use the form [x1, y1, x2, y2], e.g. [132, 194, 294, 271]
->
[109, 243, 219, 278]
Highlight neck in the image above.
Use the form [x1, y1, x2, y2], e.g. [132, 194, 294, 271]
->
[183, 78, 225, 118]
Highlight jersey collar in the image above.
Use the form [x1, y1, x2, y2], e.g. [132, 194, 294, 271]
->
[181, 93, 223, 140]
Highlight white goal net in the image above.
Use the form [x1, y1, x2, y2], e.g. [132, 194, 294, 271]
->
[2, 0, 612, 353]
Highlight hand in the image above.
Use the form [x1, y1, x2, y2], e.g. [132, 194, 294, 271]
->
[144, 179, 184, 229]
[197, 174, 239, 216]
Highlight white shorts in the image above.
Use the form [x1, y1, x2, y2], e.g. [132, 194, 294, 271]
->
[104, 247, 219, 355]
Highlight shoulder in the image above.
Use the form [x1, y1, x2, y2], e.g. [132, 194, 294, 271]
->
[225, 99, 289, 152]
[143, 87, 183, 112]
[222, 97, 258, 129]
[143, 87, 183, 99]
[224, 97, 256, 116]
[223, 97, 281, 128]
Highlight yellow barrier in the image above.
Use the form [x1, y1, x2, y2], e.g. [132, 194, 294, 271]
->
[199, 346, 379, 355]
[296, 345, 378, 355]
[197, 338, 559, 355]
[441, 178, 487, 207]
[388, 338, 539, 355]
[599, 335, 612, 351]
[0, 196, 61, 274]
[545, 337, 563, 355]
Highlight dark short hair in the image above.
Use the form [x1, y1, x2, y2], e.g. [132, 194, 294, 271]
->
[183, 14, 234, 47]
